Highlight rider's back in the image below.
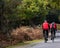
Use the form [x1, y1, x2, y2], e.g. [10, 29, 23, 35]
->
[50, 22, 56, 29]
[42, 22, 49, 30]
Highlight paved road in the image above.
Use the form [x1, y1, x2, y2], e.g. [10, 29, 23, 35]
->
[14, 30, 60, 48]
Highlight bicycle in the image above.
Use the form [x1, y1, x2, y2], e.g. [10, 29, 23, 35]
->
[51, 30, 55, 43]
[44, 31, 48, 43]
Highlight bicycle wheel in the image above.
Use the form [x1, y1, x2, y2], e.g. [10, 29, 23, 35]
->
[44, 31, 47, 43]
[52, 32, 54, 43]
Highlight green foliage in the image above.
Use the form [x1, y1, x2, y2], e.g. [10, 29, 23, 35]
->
[16, 0, 48, 20]
[0, 0, 60, 33]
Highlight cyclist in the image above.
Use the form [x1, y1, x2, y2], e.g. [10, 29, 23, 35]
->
[50, 22, 57, 40]
[42, 20, 50, 43]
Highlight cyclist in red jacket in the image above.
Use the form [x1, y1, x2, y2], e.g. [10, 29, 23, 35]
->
[42, 20, 50, 43]
[50, 22, 57, 39]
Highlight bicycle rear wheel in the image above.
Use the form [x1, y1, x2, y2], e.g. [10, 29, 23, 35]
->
[52, 32, 54, 43]
[44, 31, 48, 43]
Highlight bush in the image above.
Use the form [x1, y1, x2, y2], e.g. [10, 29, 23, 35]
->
[11, 26, 43, 43]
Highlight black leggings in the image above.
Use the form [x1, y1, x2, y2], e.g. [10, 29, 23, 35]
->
[51, 29, 56, 37]
[43, 30, 48, 38]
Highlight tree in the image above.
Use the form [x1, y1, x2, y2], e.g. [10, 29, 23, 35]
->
[46, 0, 60, 23]
[0, 0, 60, 33]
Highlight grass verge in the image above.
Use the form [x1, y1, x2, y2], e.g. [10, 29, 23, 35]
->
[6, 39, 43, 48]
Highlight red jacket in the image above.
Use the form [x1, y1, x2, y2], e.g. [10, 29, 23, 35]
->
[50, 23, 57, 29]
[42, 22, 49, 30]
